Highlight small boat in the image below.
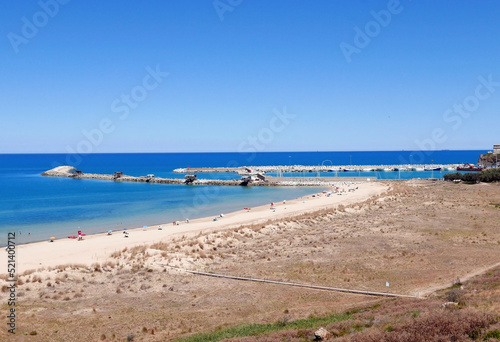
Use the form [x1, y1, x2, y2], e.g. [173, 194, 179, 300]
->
[343, 168, 356, 172]
[445, 167, 456, 171]
[424, 167, 442, 171]
[383, 168, 392, 172]
[394, 167, 409, 171]
[457, 163, 484, 172]
[362, 168, 374, 172]
[412, 167, 424, 171]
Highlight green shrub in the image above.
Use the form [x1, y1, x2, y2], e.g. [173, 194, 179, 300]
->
[480, 168, 500, 182]
[484, 329, 500, 340]
[444, 172, 463, 181]
[444, 168, 500, 183]
[462, 173, 481, 184]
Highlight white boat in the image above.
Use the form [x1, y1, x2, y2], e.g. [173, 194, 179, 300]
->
[383, 168, 392, 172]
[343, 168, 356, 172]
[412, 167, 424, 171]
[445, 167, 456, 171]
[362, 168, 374, 172]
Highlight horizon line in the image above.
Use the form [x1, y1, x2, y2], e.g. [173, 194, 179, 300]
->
[0, 149, 489, 155]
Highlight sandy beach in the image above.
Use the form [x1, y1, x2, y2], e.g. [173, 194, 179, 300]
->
[3, 181, 386, 275]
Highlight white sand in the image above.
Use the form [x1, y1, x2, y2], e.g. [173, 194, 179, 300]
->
[3, 182, 386, 274]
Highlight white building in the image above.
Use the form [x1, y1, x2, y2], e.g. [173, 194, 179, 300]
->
[494, 144, 500, 154]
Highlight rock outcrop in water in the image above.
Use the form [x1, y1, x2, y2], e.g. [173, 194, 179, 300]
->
[41, 166, 77, 177]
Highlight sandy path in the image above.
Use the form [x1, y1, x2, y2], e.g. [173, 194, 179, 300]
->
[3, 182, 386, 274]
[414, 261, 500, 297]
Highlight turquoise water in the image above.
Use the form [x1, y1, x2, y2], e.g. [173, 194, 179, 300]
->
[0, 151, 485, 245]
[0, 175, 322, 246]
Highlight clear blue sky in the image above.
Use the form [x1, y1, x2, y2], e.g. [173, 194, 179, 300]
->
[1, 0, 499, 153]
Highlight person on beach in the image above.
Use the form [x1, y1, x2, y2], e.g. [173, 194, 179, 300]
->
[186, 218, 189, 223]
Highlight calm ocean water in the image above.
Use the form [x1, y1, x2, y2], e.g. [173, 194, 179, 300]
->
[0, 151, 485, 245]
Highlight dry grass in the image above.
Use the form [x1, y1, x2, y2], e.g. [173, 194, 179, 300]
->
[216, 268, 500, 341]
[1, 181, 499, 341]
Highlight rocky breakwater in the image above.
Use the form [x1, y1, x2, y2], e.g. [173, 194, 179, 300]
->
[41, 166, 352, 186]
[41, 166, 249, 186]
[173, 167, 243, 173]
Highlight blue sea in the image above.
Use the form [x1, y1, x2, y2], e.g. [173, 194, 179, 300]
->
[0, 150, 485, 246]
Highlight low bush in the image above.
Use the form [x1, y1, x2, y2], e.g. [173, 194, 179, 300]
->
[444, 168, 500, 183]
[348, 309, 496, 342]
[484, 329, 500, 340]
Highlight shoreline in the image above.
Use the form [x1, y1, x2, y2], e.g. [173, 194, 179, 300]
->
[2, 181, 386, 274]
[3, 185, 330, 247]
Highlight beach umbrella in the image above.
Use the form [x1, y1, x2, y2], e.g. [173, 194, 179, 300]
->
[123, 228, 127, 230]
[108, 230, 112, 233]
[50, 236, 55, 242]
[143, 225, 148, 229]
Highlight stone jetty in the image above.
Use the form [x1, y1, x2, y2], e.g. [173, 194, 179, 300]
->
[41, 166, 363, 186]
[173, 164, 461, 174]
[42, 166, 243, 185]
